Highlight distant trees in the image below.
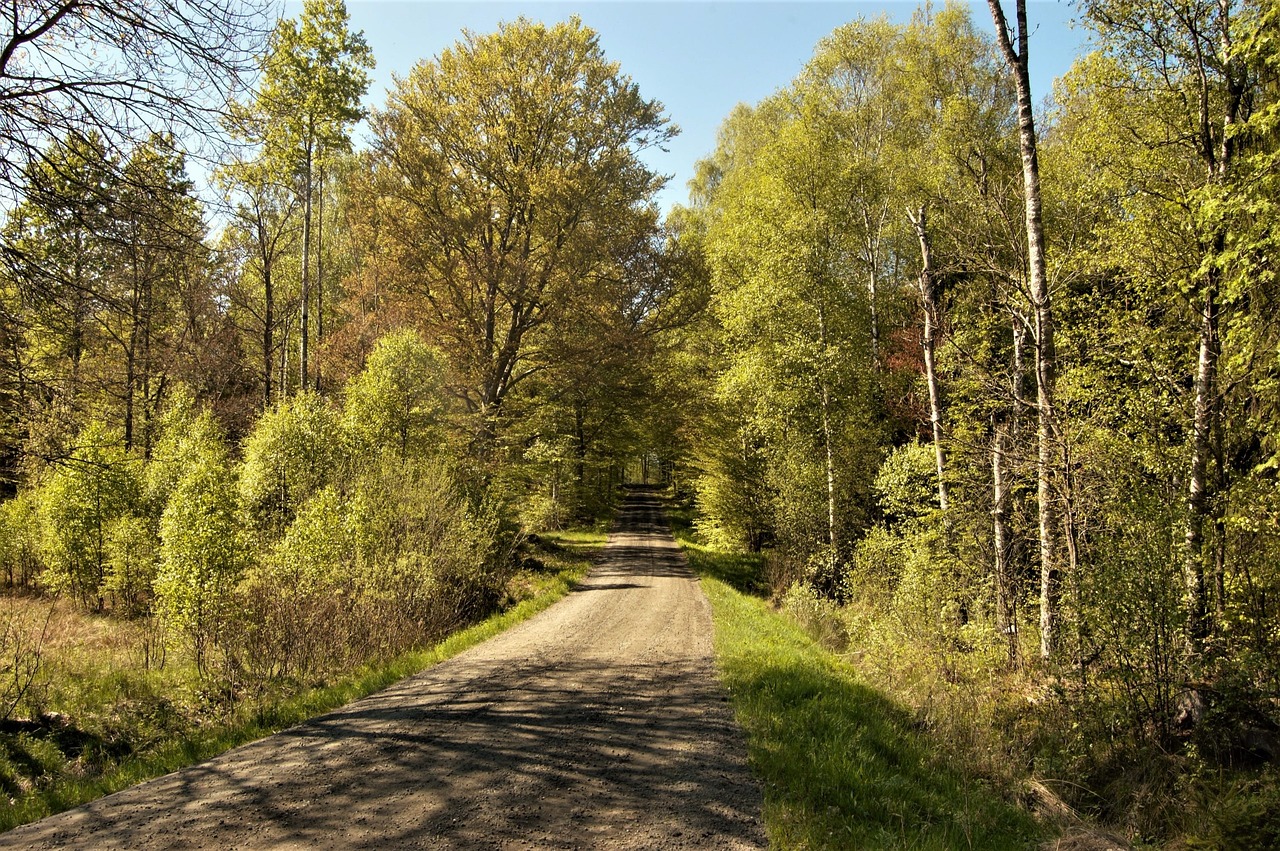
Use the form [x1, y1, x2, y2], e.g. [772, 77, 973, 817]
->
[0, 133, 217, 474]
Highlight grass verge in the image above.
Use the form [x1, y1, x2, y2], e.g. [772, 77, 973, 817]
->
[0, 527, 603, 833]
[678, 532, 1044, 850]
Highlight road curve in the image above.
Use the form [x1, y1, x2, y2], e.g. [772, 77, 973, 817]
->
[1, 490, 765, 850]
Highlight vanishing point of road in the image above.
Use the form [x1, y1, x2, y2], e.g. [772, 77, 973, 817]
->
[0, 491, 765, 850]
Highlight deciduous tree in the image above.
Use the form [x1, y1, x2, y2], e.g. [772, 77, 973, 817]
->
[366, 17, 674, 453]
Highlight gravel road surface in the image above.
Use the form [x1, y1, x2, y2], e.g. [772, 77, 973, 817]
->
[0, 491, 765, 850]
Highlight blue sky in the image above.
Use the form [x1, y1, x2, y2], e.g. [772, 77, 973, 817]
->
[324, 1, 1090, 213]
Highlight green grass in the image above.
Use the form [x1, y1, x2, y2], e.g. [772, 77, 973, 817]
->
[681, 536, 1044, 850]
[0, 528, 603, 832]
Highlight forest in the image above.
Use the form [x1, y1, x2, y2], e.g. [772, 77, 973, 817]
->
[1, 0, 1279, 846]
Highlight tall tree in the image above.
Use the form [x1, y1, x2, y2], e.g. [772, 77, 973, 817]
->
[216, 155, 300, 409]
[102, 135, 208, 453]
[1072, 0, 1264, 658]
[254, 0, 372, 392]
[2, 135, 209, 458]
[987, 0, 1060, 661]
[366, 17, 674, 453]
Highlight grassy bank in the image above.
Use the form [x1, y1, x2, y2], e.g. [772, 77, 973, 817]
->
[676, 528, 1045, 849]
[0, 527, 603, 832]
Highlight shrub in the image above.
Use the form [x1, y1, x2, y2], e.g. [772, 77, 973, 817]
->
[342, 328, 446, 460]
[36, 422, 141, 609]
[103, 515, 158, 619]
[873, 441, 938, 525]
[0, 490, 42, 590]
[239, 392, 342, 531]
[154, 420, 245, 672]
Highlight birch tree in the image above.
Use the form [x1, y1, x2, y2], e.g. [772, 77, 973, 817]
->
[986, 0, 1060, 660]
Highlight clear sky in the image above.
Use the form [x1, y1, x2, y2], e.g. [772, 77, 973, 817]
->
[314, 1, 1090, 213]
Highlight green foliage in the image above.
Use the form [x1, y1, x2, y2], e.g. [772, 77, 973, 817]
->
[103, 516, 158, 620]
[342, 328, 445, 459]
[238, 391, 342, 530]
[688, 538, 1043, 849]
[154, 420, 244, 668]
[367, 16, 674, 446]
[36, 423, 141, 609]
[144, 389, 222, 518]
[692, 413, 774, 552]
[257, 0, 374, 170]
[0, 490, 42, 589]
[873, 442, 939, 525]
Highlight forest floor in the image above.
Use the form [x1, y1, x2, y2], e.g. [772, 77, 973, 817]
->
[0, 491, 765, 849]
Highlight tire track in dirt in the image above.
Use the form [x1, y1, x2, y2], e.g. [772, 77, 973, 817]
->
[1, 490, 765, 849]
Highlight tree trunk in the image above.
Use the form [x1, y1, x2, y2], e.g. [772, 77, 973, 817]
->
[140, 268, 155, 457]
[1181, 2, 1245, 660]
[816, 304, 838, 550]
[1183, 283, 1216, 653]
[575, 404, 587, 485]
[280, 313, 290, 399]
[992, 409, 1018, 665]
[821, 381, 837, 549]
[263, 258, 273, 408]
[299, 137, 312, 392]
[123, 263, 140, 453]
[987, 0, 1058, 661]
[908, 205, 948, 512]
[315, 161, 324, 394]
[863, 207, 882, 365]
[1062, 434, 1084, 678]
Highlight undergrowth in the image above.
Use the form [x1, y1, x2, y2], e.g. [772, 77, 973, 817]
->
[670, 492, 1280, 849]
[0, 527, 602, 832]
[674, 522, 1044, 849]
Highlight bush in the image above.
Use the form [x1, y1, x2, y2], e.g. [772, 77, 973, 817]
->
[348, 458, 514, 643]
[873, 441, 939, 525]
[103, 515, 158, 619]
[224, 457, 517, 698]
[782, 581, 848, 650]
[239, 392, 342, 531]
[36, 422, 141, 609]
[154, 419, 245, 672]
[342, 329, 446, 460]
[0, 491, 42, 590]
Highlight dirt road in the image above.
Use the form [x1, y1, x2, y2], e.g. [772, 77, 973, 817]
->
[1, 491, 765, 849]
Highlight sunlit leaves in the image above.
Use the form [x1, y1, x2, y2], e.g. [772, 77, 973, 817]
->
[367, 17, 673, 436]
[342, 329, 446, 460]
